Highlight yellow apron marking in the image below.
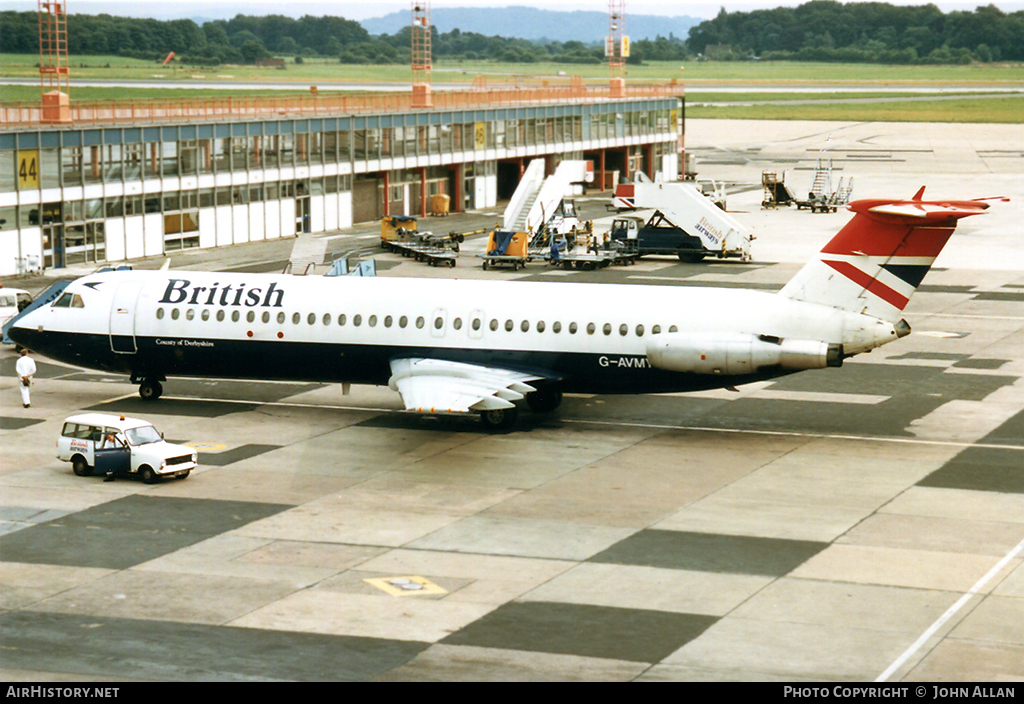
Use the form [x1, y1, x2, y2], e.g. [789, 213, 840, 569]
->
[364, 576, 447, 597]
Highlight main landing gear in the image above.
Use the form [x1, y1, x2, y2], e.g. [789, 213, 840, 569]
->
[478, 387, 563, 431]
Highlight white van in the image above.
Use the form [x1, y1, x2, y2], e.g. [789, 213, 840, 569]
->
[0, 287, 32, 329]
[57, 413, 197, 482]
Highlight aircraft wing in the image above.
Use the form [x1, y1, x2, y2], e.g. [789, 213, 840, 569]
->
[388, 358, 542, 413]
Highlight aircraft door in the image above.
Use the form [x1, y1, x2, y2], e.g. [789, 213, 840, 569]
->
[109, 282, 143, 354]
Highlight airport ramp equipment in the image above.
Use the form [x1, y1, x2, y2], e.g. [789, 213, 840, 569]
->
[762, 171, 797, 208]
[503, 159, 589, 234]
[612, 175, 753, 261]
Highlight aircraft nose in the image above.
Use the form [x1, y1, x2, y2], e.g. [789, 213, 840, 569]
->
[8, 308, 44, 349]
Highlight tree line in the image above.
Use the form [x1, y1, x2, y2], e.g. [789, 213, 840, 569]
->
[1, 2, 1020, 67]
[688, 1, 1024, 63]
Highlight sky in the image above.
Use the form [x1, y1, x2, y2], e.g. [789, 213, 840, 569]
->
[2, 0, 1022, 21]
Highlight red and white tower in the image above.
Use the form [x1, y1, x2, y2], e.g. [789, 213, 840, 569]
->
[607, 0, 627, 96]
[39, 0, 71, 122]
[411, 1, 433, 107]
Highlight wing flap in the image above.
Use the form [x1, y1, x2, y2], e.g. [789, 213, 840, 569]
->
[388, 358, 542, 414]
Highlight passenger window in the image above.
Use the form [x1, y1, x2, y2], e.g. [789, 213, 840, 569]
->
[278, 312, 286, 324]
[292, 313, 300, 324]
[490, 319, 498, 331]
[232, 311, 240, 322]
[354, 314, 362, 327]
[552, 321, 561, 333]
[307, 313, 316, 325]
[171, 309, 180, 320]
[323, 313, 331, 325]
[505, 319, 514, 332]
[369, 315, 377, 327]
[399, 316, 408, 328]
[262, 311, 270, 323]
[520, 320, 529, 332]
[416, 316, 425, 329]
[186, 309, 195, 321]
[385, 315, 393, 328]
[587, 323, 596, 335]
[569, 322, 578, 334]
[246, 311, 255, 323]
[217, 310, 225, 322]
[603, 324, 612, 336]
[652, 325, 661, 335]
[619, 324, 628, 336]
[472, 318, 481, 331]
[202, 309, 210, 321]
[338, 314, 347, 326]
[434, 316, 443, 330]
[537, 321, 545, 333]
[669, 325, 678, 333]
[156, 308, 164, 320]
[453, 318, 462, 330]
[635, 324, 644, 336]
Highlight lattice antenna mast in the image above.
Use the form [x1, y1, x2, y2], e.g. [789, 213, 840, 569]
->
[607, 0, 625, 80]
[411, 2, 432, 87]
[39, 0, 70, 97]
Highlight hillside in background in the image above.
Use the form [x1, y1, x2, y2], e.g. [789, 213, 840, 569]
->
[360, 6, 701, 43]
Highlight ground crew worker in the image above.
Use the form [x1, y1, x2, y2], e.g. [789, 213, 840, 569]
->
[15, 349, 36, 408]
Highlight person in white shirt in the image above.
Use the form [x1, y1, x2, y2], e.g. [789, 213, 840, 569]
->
[15, 349, 36, 408]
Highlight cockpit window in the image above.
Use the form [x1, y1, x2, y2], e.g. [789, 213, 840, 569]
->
[52, 293, 84, 308]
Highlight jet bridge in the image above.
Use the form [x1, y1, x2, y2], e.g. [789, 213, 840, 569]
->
[612, 173, 753, 261]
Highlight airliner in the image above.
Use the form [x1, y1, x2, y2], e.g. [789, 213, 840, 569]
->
[8, 189, 1003, 430]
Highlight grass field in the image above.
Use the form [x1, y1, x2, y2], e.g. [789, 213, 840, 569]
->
[2, 53, 1023, 122]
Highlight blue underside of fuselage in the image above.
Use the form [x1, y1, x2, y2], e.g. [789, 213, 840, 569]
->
[10, 329, 793, 394]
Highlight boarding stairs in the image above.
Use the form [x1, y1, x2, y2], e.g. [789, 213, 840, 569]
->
[503, 159, 589, 234]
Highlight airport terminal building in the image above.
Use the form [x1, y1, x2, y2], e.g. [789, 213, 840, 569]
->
[0, 89, 683, 276]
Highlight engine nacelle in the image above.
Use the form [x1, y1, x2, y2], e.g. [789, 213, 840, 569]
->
[646, 333, 843, 375]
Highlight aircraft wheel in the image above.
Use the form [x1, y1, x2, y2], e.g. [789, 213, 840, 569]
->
[479, 407, 518, 432]
[526, 387, 562, 414]
[139, 380, 163, 401]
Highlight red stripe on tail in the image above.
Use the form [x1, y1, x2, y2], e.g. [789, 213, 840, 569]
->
[823, 260, 910, 310]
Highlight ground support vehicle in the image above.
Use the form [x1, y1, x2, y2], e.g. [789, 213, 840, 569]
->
[479, 230, 530, 271]
[612, 175, 752, 261]
[762, 171, 798, 208]
[549, 237, 639, 270]
[610, 212, 749, 263]
[57, 413, 197, 482]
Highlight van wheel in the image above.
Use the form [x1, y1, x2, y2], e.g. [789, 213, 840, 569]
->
[72, 456, 91, 477]
[139, 466, 157, 484]
[678, 251, 706, 263]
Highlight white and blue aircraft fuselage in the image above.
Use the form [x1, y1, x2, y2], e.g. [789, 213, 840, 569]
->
[9, 190, 1000, 429]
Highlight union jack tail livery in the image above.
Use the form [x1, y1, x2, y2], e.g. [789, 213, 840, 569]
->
[780, 188, 1008, 322]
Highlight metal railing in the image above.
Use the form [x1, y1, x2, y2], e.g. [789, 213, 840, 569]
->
[0, 81, 684, 128]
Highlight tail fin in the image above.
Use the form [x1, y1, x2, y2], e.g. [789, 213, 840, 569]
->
[779, 188, 1005, 321]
